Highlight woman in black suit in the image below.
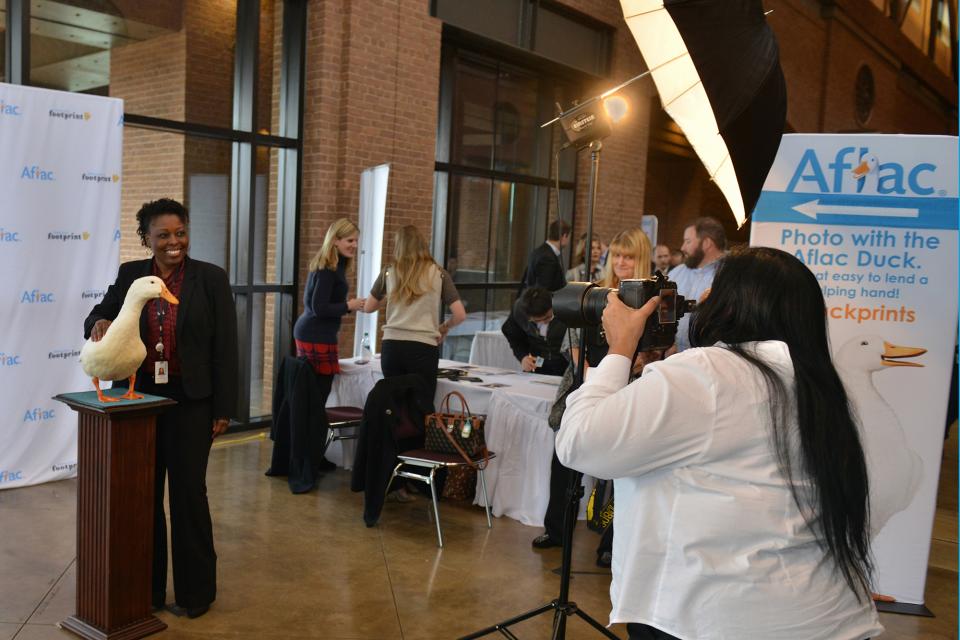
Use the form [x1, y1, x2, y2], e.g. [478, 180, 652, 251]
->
[84, 198, 238, 619]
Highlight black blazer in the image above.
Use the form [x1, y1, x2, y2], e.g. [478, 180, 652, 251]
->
[266, 356, 327, 493]
[500, 300, 568, 376]
[351, 374, 430, 527]
[83, 257, 239, 419]
[524, 242, 566, 292]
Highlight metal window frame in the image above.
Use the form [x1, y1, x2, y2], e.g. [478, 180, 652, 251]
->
[435, 42, 581, 337]
[4, 0, 29, 84]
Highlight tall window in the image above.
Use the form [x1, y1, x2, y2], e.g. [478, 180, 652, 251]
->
[869, 0, 958, 80]
[4, 0, 306, 429]
[434, 46, 579, 360]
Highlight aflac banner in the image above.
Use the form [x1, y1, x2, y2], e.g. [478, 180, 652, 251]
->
[751, 134, 958, 606]
[0, 83, 123, 488]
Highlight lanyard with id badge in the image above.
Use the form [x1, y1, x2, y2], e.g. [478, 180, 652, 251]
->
[155, 299, 171, 384]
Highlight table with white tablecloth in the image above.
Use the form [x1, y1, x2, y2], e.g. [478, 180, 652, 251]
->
[323, 358, 584, 527]
[468, 330, 521, 371]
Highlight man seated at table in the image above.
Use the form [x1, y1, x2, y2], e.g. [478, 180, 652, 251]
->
[501, 287, 568, 376]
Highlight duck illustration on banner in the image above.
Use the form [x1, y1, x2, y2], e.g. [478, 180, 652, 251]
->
[79, 276, 179, 402]
[852, 153, 880, 194]
[835, 335, 927, 534]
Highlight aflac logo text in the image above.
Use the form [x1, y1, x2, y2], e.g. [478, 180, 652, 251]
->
[0, 352, 22, 367]
[0, 100, 22, 116]
[786, 147, 941, 197]
[0, 470, 24, 484]
[24, 407, 56, 422]
[0, 228, 22, 243]
[21, 289, 55, 303]
[21, 165, 55, 181]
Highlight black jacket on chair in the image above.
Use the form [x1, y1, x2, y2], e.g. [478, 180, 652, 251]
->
[266, 356, 328, 493]
[351, 375, 431, 527]
[83, 257, 239, 419]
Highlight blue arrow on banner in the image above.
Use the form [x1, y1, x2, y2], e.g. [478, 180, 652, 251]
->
[753, 191, 958, 230]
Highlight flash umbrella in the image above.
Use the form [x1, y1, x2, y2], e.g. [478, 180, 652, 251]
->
[620, 0, 787, 228]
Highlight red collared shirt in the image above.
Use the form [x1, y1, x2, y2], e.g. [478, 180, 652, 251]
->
[143, 259, 186, 377]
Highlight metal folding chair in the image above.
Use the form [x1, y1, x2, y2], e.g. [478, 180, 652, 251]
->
[385, 449, 496, 548]
[324, 406, 363, 450]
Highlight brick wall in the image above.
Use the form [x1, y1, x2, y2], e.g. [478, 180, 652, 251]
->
[300, 0, 442, 353]
[298, 0, 658, 353]
[111, 30, 188, 262]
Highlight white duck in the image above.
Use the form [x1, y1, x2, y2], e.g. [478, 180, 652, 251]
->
[835, 334, 926, 534]
[851, 153, 880, 194]
[80, 276, 179, 402]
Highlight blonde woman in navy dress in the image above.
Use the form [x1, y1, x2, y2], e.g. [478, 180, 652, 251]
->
[294, 218, 366, 409]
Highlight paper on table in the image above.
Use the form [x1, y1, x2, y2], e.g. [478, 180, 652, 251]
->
[530, 379, 561, 386]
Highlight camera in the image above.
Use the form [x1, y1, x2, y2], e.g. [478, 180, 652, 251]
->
[552, 271, 697, 351]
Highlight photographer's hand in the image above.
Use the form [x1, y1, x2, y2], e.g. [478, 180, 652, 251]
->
[601, 292, 661, 359]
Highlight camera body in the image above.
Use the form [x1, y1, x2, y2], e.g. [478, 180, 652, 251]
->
[552, 271, 695, 352]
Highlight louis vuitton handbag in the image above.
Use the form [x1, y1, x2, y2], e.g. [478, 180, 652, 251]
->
[424, 391, 489, 469]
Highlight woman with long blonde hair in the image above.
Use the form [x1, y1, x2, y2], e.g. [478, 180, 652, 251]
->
[364, 224, 465, 402]
[294, 218, 365, 379]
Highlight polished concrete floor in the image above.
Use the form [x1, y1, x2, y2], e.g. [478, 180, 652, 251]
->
[1, 428, 956, 640]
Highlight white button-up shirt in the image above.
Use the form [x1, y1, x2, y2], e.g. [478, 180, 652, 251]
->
[668, 260, 719, 351]
[556, 342, 882, 640]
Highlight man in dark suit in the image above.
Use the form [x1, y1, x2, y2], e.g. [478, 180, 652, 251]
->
[501, 287, 568, 376]
[524, 219, 571, 292]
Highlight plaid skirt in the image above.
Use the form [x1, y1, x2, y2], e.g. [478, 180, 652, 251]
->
[295, 340, 340, 375]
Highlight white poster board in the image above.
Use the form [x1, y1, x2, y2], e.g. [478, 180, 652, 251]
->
[354, 164, 389, 356]
[0, 83, 123, 488]
[751, 133, 958, 605]
[641, 214, 658, 246]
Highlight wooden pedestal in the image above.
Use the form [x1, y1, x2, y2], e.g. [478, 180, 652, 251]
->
[54, 391, 176, 640]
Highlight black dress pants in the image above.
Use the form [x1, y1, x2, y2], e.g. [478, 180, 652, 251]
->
[380, 339, 439, 407]
[543, 451, 580, 540]
[143, 377, 217, 609]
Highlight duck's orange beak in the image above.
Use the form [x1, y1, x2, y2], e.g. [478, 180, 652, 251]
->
[852, 160, 870, 177]
[160, 283, 179, 305]
[882, 341, 926, 367]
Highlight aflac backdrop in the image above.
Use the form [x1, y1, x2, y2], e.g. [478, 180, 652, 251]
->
[751, 133, 958, 605]
[0, 83, 123, 489]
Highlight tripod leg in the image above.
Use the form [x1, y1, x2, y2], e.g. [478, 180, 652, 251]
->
[572, 608, 622, 639]
[456, 601, 558, 640]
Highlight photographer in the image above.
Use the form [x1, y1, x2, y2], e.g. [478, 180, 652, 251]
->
[501, 287, 568, 376]
[556, 247, 882, 640]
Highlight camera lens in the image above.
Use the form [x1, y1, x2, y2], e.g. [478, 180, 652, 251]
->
[553, 282, 611, 328]
[582, 286, 610, 326]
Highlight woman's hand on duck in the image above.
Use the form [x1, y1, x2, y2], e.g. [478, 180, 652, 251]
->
[212, 418, 229, 440]
[90, 319, 112, 342]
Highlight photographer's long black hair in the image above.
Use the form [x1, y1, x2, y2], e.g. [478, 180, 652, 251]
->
[689, 246, 872, 600]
